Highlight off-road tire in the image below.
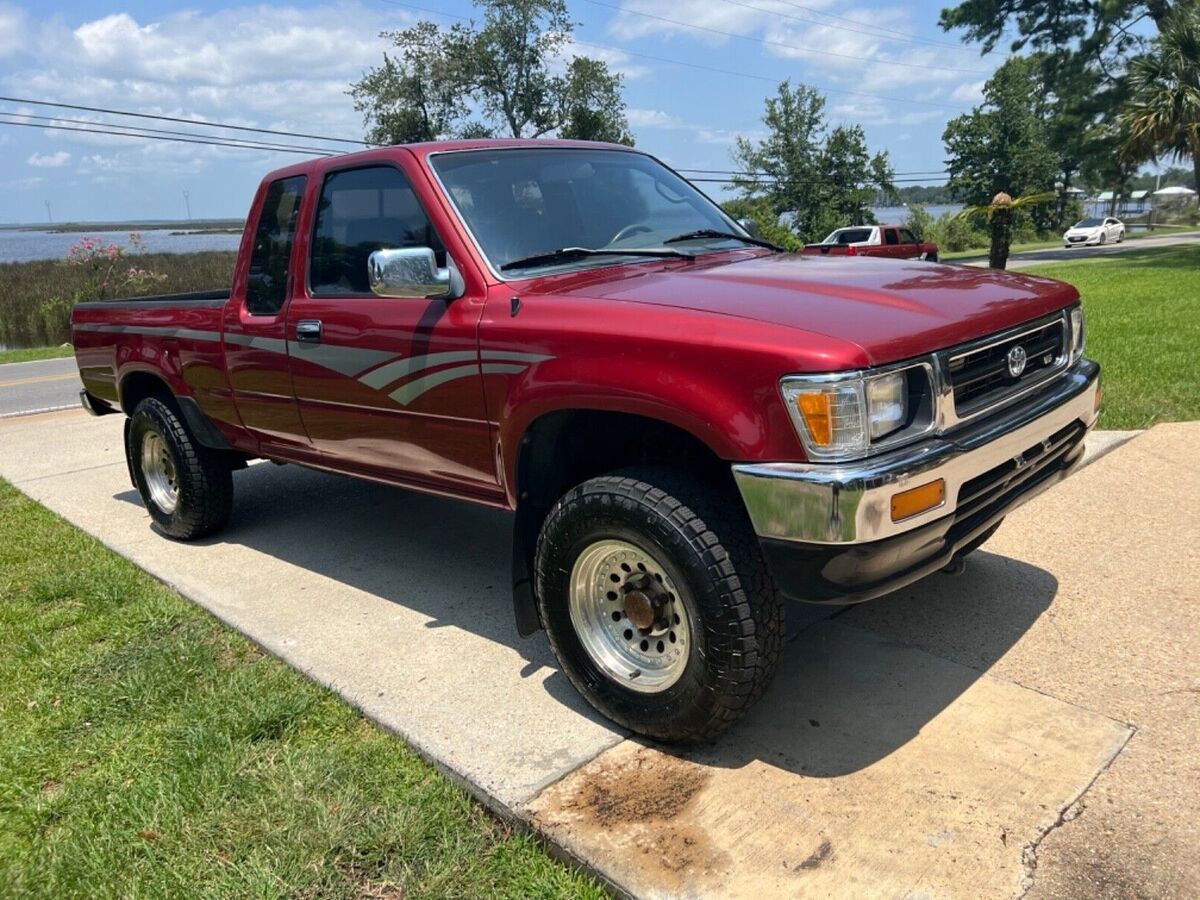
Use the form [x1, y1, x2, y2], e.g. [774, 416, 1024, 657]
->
[534, 467, 785, 743]
[128, 397, 233, 539]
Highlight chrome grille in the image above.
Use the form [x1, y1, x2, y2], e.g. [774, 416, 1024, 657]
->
[946, 317, 1067, 417]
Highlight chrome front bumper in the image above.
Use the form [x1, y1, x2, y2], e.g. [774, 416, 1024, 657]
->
[732, 360, 1101, 545]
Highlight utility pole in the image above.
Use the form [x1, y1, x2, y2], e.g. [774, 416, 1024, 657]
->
[182, 190, 192, 222]
[44, 200, 52, 224]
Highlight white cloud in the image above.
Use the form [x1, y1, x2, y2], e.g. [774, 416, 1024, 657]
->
[0, 2, 27, 58]
[27, 150, 71, 167]
[950, 79, 986, 104]
[3, 2, 406, 152]
[627, 108, 687, 128]
[608, 0, 990, 95]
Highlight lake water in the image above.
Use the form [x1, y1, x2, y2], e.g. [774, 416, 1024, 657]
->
[871, 204, 963, 222]
[0, 229, 243, 264]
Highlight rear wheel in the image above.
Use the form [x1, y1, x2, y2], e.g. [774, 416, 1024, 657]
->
[1117, 229, 1125, 243]
[128, 397, 232, 539]
[535, 467, 784, 743]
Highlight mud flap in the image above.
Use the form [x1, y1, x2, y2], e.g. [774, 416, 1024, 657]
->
[122, 417, 137, 488]
[511, 507, 543, 636]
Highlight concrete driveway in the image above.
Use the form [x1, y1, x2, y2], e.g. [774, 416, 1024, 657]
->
[1, 409, 1196, 898]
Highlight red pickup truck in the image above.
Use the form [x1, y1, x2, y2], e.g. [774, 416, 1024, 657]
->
[73, 140, 1098, 742]
[802, 224, 939, 260]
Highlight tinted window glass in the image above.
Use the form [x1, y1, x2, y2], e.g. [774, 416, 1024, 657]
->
[899, 228, 918, 243]
[245, 175, 305, 316]
[824, 228, 872, 244]
[884, 229, 899, 245]
[310, 166, 444, 296]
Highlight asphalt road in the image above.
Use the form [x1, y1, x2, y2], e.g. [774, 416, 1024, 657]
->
[966, 228, 1200, 268]
[0, 356, 81, 419]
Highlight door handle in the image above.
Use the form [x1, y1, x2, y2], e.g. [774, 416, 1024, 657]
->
[295, 320, 322, 344]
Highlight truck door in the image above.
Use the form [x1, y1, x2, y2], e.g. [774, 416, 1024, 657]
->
[284, 161, 496, 498]
[882, 227, 902, 257]
[223, 174, 311, 452]
[898, 228, 922, 259]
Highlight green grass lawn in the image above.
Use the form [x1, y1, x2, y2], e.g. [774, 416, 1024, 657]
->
[0, 480, 602, 899]
[1030, 244, 1200, 429]
[0, 345, 75, 364]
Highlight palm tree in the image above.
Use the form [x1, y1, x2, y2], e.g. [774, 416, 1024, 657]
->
[1120, 6, 1200, 195]
[956, 191, 1057, 270]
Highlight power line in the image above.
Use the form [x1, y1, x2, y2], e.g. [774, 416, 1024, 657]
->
[767, 0, 980, 51]
[377, 0, 971, 112]
[0, 111, 342, 156]
[581, 0, 989, 75]
[0, 117, 334, 156]
[0, 96, 370, 146]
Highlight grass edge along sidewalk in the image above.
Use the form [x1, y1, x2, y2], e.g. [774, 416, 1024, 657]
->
[0, 479, 603, 899]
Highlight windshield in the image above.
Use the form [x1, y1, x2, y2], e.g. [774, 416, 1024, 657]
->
[429, 148, 745, 274]
[821, 228, 872, 244]
[1075, 218, 1104, 228]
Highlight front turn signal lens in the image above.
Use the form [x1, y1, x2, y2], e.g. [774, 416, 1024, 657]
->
[796, 392, 833, 446]
[891, 479, 945, 522]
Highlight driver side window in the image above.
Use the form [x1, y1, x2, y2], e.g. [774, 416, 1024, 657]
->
[309, 165, 445, 297]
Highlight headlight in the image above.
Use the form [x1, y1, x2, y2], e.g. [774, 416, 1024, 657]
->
[781, 365, 930, 461]
[1069, 306, 1085, 363]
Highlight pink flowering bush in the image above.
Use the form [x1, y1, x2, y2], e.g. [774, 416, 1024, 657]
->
[64, 233, 167, 301]
[33, 233, 169, 344]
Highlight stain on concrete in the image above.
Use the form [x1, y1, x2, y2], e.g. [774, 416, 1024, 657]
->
[796, 838, 833, 870]
[560, 746, 709, 827]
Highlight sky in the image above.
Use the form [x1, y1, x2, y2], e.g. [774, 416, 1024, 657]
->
[0, 0, 1004, 224]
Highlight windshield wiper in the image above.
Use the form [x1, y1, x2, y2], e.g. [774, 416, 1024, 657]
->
[663, 228, 784, 252]
[499, 246, 692, 272]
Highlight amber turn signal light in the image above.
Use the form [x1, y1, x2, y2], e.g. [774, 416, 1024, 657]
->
[890, 479, 946, 522]
[795, 392, 833, 446]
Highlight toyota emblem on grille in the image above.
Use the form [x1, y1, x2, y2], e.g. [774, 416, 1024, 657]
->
[1007, 344, 1028, 378]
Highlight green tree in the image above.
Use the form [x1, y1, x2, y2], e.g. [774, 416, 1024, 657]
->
[939, 0, 1190, 221]
[732, 81, 896, 243]
[352, 0, 631, 144]
[350, 22, 466, 145]
[1120, 6, 1200, 196]
[943, 58, 1058, 207]
[939, 1, 1183, 74]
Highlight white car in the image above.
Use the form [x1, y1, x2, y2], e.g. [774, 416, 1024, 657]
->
[1063, 216, 1125, 247]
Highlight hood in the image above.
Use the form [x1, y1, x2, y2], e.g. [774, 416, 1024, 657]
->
[1065, 226, 1101, 235]
[525, 252, 1079, 366]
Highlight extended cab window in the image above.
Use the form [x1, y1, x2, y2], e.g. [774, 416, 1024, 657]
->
[884, 229, 899, 245]
[245, 175, 305, 316]
[899, 228, 918, 244]
[309, 166, 445, 296]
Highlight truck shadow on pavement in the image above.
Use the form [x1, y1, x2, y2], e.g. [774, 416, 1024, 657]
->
[116, 461, 1058, 777]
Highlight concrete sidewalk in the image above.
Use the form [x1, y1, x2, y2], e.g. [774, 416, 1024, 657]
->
[1, 410, 1195, 897]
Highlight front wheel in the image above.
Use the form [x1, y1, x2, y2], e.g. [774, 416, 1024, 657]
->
[923, 251, 939, 262]
[128, 397, 233, 539]
[534, 468, 784, 743]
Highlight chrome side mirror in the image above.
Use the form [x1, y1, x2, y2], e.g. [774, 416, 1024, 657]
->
[368, 247, 460, 299]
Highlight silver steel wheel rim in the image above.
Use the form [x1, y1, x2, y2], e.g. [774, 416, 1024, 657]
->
[568, 539, 691, 693]
[140, 431, 179, 514]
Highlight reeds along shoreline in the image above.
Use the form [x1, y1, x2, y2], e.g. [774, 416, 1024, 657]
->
[0, 250, 236, 349]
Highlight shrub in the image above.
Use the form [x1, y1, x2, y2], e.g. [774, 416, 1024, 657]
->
[0, 248, 236, 349]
